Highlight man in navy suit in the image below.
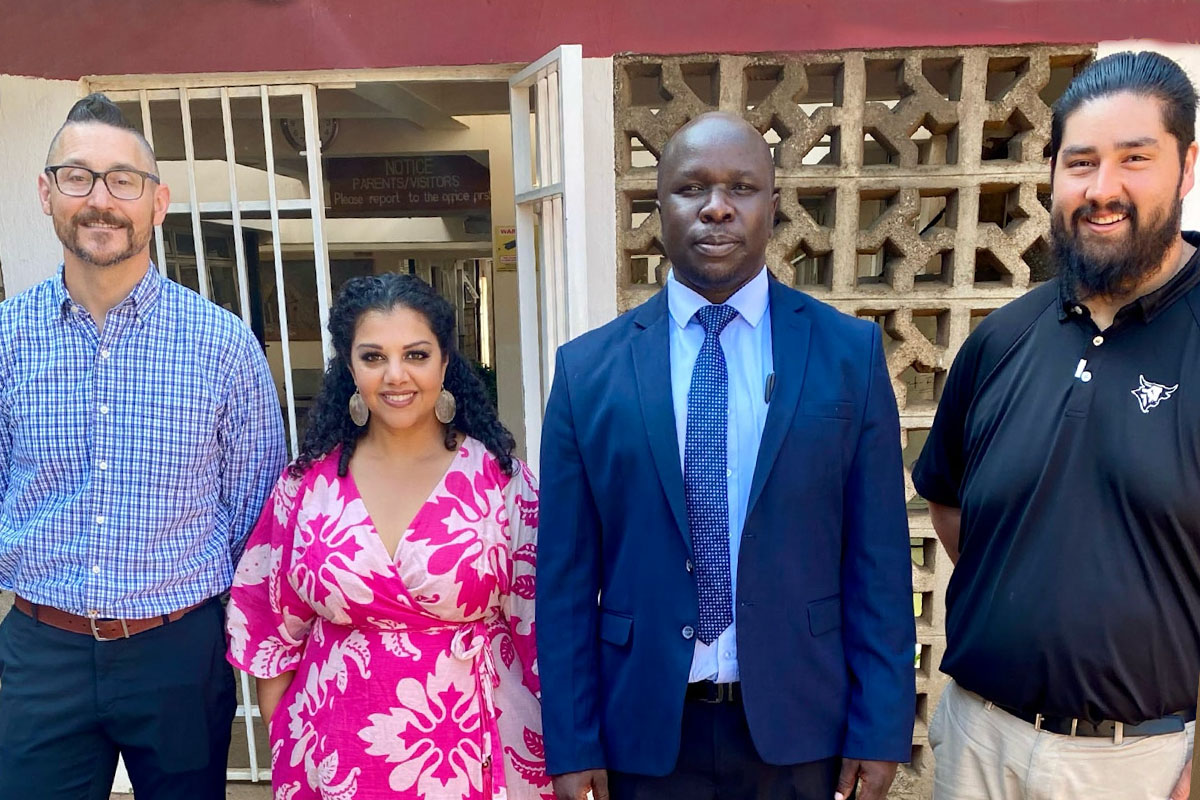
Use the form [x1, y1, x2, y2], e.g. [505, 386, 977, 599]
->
[537, 112, 915, 800]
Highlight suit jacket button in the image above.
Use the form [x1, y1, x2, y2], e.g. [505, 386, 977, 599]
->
[686, 559, 693, 573]
[681, 625, 695, 640]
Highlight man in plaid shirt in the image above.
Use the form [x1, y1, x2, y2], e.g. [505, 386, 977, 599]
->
[0, 94, 286, 799]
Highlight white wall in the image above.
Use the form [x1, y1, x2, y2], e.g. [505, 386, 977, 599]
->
[583, 57, 619, 330]
[0, 75, 81, 296]
[1096, 40, 1200, 231]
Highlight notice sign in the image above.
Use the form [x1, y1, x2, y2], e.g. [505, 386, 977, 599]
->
[494, 226, 517, 272]
[326, 155, 490, 216]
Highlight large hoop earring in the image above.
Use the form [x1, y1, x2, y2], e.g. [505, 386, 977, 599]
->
[435, 387, 457, 425]
[348, 390, 369, 427]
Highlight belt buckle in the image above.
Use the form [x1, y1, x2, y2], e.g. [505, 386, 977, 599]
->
[699, 683, 730, 704]
[89, 617, 130, 642]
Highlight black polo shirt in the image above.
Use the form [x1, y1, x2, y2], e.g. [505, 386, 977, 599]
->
[914, 231, 1200, 724]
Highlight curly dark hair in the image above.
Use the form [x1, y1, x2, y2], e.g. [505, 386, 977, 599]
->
[290, 272, 516, 478]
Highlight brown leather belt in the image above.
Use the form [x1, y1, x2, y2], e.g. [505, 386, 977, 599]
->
[14, 596, 207, 641]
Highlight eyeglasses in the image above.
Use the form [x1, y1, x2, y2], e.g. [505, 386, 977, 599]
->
[44, 165, 161, 201]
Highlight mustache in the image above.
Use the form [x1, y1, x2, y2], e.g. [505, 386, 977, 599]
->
[71, 209, 131, 229]
[1071, 200, 1136, 227]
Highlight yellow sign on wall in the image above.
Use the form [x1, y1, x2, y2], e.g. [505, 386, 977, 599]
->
[493, 226, 517, 272]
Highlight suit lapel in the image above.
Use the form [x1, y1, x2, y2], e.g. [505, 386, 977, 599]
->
[747, 281, 811, 517]
[631, 291, 691, 553]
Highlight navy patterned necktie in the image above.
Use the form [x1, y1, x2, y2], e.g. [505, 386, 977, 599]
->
[685, 303, 739, 645]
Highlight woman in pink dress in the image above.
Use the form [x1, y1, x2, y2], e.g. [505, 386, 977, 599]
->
[227, 274, 549, 800]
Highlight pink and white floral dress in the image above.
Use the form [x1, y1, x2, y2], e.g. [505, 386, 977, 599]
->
[226, 438, 550, 800]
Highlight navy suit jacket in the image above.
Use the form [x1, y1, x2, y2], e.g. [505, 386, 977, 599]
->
[536, 279, 916, 776]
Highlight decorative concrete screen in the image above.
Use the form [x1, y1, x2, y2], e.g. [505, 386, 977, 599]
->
[614, 45, 1093, 798]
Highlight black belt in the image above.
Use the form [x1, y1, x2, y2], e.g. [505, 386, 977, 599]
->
[989, 699, 1195, 739]
[686, 681, 741, 704]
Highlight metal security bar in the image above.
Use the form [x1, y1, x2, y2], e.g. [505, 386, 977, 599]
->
[96, 79, 339, 783]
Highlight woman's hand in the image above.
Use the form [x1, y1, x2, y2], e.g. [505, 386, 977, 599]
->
[255, 672, 295, 727]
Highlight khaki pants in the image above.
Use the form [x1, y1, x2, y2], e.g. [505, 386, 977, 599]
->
[930, 680, 1195, 800]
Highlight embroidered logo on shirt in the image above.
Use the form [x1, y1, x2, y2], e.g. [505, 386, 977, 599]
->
[1131, 374, 1178, 413]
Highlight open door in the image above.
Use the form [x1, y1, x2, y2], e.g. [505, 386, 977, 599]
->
[509, 45, 587, 471]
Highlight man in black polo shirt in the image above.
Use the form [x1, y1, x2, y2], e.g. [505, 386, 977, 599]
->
[914, 50, 1199, 799]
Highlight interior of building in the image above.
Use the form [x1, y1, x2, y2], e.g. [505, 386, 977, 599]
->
[113, 78, 519, 444]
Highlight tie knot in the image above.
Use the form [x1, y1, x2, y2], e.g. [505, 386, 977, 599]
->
[695, 304, 738, 335]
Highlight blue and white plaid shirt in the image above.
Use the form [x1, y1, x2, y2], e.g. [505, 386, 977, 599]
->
[0, 266, 287, 618]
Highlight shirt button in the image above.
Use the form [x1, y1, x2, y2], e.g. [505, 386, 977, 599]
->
[1072, 305, 1084, 315]
[686, 559, 694, 573]
[1092, 336, 1104, 346]
[726, 468, 732, 478]
[98, 460, 108, 471]
[681, 625, 695, 640]
[92, 565, 101, 574]
[88, 610, 99, 618]
[1081, 371, 1093, 383]
[99, 404, 109, 415]
[100, 347, 110, 359]
[95, 515, 105, 525]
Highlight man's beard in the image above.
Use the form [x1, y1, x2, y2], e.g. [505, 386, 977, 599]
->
[1051, 193, 1181, 300]
[54, 209, 148, 267]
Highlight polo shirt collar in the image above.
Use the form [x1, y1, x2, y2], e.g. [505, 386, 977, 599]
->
[1059, 230, 1200, 323]
[666, 266, 770, 330]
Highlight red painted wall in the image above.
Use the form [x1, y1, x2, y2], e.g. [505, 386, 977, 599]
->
[4, 0, 1200, 80]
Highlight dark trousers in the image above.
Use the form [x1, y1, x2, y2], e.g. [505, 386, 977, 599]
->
[609, 693, 847, 800]
[0, 598, 236, 800]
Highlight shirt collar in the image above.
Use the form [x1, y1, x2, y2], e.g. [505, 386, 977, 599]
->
[1059, 230, 1200, 324]
[53, 262, 165, 327]
[666, 266, 770, 330]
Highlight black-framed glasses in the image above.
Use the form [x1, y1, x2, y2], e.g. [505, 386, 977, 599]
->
[44, 165, 161, 201]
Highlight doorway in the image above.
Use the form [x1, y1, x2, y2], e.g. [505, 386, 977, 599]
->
[87, 45, 586, 786]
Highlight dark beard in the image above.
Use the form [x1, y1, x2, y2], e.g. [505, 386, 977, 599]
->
[1051, 194, 1181, 300]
